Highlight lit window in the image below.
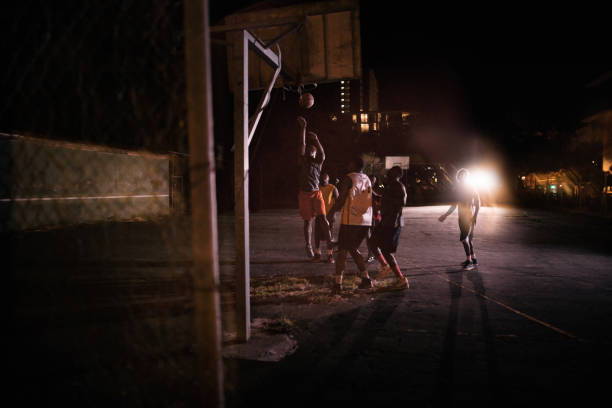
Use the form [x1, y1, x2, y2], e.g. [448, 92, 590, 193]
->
[341, 80, 344, 84]
[372, 123, 378, 131]
[341, 86, 344, 90]
[341, 104, 345, 108]
[352, 114, 357, 123]
[402, 112, 411, 120]
[360, 113, 368, 122]
[341, 98, 344, 101]
[360, 123, 369, 132]
[341, 92, 344, 95]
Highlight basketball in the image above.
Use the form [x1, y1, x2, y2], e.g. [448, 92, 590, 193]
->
[299, 92, 315, 109]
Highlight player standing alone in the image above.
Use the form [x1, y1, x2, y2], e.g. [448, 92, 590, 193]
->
[438, 168, 481, 269]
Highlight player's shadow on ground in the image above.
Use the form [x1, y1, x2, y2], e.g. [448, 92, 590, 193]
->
[432, 267, 500, 406]
[225, 291, 409, 406]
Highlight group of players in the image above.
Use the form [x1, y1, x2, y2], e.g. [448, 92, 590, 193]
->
[296, 116, 480, 294]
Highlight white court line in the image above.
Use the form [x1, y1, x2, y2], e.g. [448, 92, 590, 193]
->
[0, 194, 169, 202]
[436, 273, 583, 342]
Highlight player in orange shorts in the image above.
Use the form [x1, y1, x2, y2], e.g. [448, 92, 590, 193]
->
[297, 116, 333, 260]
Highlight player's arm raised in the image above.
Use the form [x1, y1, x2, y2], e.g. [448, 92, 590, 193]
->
[297, 116, 307, 163]
[309, 132, 325, 165]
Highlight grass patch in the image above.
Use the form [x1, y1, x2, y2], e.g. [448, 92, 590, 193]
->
[249, 274, 405, 305]
[262, 316, 296, 334]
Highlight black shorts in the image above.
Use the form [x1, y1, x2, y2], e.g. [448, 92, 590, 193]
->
[459, 218, 474, 241]
[373, 225, 402, 253]
[338, 224, 370, 251]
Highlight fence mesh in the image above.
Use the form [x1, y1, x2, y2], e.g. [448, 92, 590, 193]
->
[3, 1, 210, 406]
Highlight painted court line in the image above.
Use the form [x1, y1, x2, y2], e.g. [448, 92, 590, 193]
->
[436, 273, 583, 342]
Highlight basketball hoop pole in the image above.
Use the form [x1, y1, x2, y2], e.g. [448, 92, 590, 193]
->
[231, 29, 281, 342]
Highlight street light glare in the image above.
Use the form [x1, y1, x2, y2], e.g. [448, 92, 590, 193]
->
[470, 169, 500, 191]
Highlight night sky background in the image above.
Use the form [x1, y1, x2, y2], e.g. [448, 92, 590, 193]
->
[211, 0, 612, 132]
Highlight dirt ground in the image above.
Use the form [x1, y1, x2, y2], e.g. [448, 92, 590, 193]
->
[8, 206, 612, 407]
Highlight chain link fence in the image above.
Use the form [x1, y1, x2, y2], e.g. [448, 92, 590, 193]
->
[2, 1, 212, 406]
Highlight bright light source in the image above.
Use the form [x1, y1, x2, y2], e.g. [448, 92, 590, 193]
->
[470, 169, 500, 191]
[521, 176, 526, 180]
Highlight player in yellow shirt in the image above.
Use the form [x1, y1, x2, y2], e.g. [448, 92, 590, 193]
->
[314, 173, 339, 263]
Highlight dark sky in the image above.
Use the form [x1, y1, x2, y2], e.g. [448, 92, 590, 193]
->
[213, 0, 612, 133]
[360, 1, 611, 129]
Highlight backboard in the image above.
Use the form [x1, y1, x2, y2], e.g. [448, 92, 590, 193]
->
[385, 156, 411, 170]
[223, 0, 362, 90]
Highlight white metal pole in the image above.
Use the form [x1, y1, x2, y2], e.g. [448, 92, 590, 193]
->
[233, 30, 250, 342]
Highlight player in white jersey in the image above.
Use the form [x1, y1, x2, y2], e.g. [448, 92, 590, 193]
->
[327, 157, 374, 294]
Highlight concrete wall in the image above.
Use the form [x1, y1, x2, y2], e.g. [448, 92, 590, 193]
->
[1, 134, 169, 231]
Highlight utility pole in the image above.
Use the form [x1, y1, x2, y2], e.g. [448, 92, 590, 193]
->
[183, 0, 224, 406]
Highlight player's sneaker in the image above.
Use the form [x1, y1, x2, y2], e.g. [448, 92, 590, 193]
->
[461, 260, 473, 270]
[377, 264, 393, 279]
[327, 254, 335, 264]
[471, 257, 478, 266]
[358, 277, 374, 289]
[392, 276, 409, 289]
[305, 245, 314, 258]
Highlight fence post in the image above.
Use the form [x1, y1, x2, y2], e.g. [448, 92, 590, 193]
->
[183, 0, 224, 406]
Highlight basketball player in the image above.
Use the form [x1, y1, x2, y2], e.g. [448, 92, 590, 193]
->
[370, 166, 410, 288]
[314, 173, 338, 263]
[327, 156, 374, 294]
[438, 168, 481, 269]
[297, 116, 333, 260]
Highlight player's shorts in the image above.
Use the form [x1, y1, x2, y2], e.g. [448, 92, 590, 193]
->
[298, 190, 326, 221]
[458, 217, 474, 242]
[373, 225, 402, 253]
[337, 224, 370, 251]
